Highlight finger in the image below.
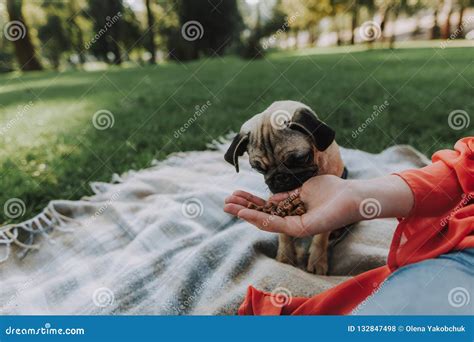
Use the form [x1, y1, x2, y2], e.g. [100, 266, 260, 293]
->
[224, 195, 250, 207]
[232, 190, 266, 206]
[268, 187, 301, 203]
[237, 208, 309, 237]
[224, 203, 246, 216]
[237, 209, 285, 232]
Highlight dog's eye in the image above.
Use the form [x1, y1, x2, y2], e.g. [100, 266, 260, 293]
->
[301, 153, 312, 163]
[252, 161, 267, 174]
[287, 153, 312, 165]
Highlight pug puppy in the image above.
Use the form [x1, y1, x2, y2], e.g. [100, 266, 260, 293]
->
[224, 100, 346, 275]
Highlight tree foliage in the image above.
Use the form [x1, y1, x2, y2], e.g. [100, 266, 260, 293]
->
[1, 0, 472, 72]
[166, 0, 243, 61]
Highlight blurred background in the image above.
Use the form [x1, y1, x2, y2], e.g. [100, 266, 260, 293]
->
[0, 0, 472, 223]
[1, 0, 474, 68]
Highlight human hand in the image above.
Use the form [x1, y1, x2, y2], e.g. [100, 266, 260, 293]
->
[224, 175, 414, 237]
[224, 175, 360, 237]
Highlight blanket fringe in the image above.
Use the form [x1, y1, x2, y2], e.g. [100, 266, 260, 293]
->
[0, 135, 241, 264]
[0, 202, 78, 263]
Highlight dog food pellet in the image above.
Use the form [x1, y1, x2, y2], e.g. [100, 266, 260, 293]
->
[247, 195, 306, 217]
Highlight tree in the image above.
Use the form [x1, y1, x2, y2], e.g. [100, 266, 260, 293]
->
[144, 0, 156, 64]
[38, 1, 72, 70]
[260, 0, 287, 39]
[430, 0, 443, 39]
[442, 0, 454, 39]
[6, 0, 43, 71]
[280, 0, 332, 46]
[389, 2, 402, 48]
[167, 0, 243, 61]
[87, 0, 124, 64]
[38, 14, 70, 69]
[454, 0, 473, 38]
[328, 0, 349, 45]
[379, 1, 394, 41]
[119, 5, 143, 61]
[350, 0, 359, 44]
[67, 0, 87, 65]
[240, 1, 264, 59]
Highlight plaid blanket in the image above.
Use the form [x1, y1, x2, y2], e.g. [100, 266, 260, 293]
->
[0, 140, 429, 314]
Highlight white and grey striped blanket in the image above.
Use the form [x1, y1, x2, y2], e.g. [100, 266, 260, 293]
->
[0, 140, 429, 314]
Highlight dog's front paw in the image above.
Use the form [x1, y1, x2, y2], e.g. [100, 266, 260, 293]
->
[276, 250, 296, 265]
[276, 234, 297, 266]
[307, 257, 328, 275]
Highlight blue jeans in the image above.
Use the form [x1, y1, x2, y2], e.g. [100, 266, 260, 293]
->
[353, 249, 473, 315]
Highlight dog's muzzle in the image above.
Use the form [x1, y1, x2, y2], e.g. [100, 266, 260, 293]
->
[265, 167, 317, 193]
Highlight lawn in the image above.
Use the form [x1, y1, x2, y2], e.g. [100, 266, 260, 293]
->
[1, 45, 472, 223]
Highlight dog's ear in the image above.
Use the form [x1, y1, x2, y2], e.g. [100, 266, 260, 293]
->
[224, 133, 249, 173]
[289, 107, 335, 151]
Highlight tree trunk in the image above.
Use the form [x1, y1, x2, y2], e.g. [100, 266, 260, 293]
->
[308, 26, 317, 46]
[145, 0, 156, 64]
[456, 6, 466, 39]
[68, 0, 85, 66]
[109, 40, 122, 65]
[74, 23, 86, 65]
[431, 2, 442, 40]
[442, 7, 453, 39]
[350, 1, 358, 45]
[389, 5, 400, 49]
[6, 0, 42, 71]
[52, 54, 60, 70]
[411, 15, 420, 39]
[336, 28, 342, 46]
[380, 5, 391, 42]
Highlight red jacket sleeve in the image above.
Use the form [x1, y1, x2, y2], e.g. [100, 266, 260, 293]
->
[389, 137, 474, 269]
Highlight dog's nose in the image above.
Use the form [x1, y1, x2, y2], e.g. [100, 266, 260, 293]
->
[266, 170, 317, 193]
[274, 173, 291, 184]
[267, 173, 300, 193]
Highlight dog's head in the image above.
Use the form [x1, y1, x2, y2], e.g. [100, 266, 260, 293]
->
[225, 100, 339, 193]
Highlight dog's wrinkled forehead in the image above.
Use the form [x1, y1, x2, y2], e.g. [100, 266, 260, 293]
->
[242, 101, 313, 157]
[241, 100, 310, 133]
[224, 100, 335, 173]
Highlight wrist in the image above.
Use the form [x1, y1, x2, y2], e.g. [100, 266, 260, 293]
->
[347, 180, 367, 222]
[349, 175, 414, 221]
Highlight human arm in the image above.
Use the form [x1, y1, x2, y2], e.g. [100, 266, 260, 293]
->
[224, 174, 414, 237]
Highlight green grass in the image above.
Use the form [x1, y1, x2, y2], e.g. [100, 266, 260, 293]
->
[1, 45, 473, 223]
